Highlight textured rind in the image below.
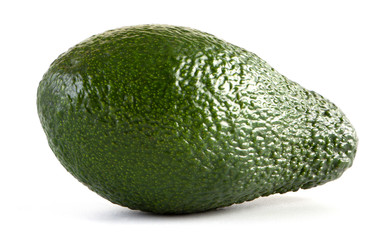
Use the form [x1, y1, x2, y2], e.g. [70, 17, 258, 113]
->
[37, 25, 358, 214]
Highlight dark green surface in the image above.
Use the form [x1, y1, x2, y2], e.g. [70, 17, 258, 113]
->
[37, 25, 358, 214]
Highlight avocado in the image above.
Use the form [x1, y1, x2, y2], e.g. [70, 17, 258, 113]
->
[37, 24, 358, 214]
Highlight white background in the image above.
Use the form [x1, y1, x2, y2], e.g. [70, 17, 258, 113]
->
[1, 0, 386, 239]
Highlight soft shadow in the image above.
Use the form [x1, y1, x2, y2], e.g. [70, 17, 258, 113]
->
[86, 194, 333, 223]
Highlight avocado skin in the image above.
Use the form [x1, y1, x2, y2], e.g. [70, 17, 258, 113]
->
[37, 25, 358, 214]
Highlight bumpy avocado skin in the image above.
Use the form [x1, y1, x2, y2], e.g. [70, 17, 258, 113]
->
[37, 25, 358, 214]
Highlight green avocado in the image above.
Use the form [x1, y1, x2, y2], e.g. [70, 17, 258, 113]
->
[37, 24, 358, 214]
